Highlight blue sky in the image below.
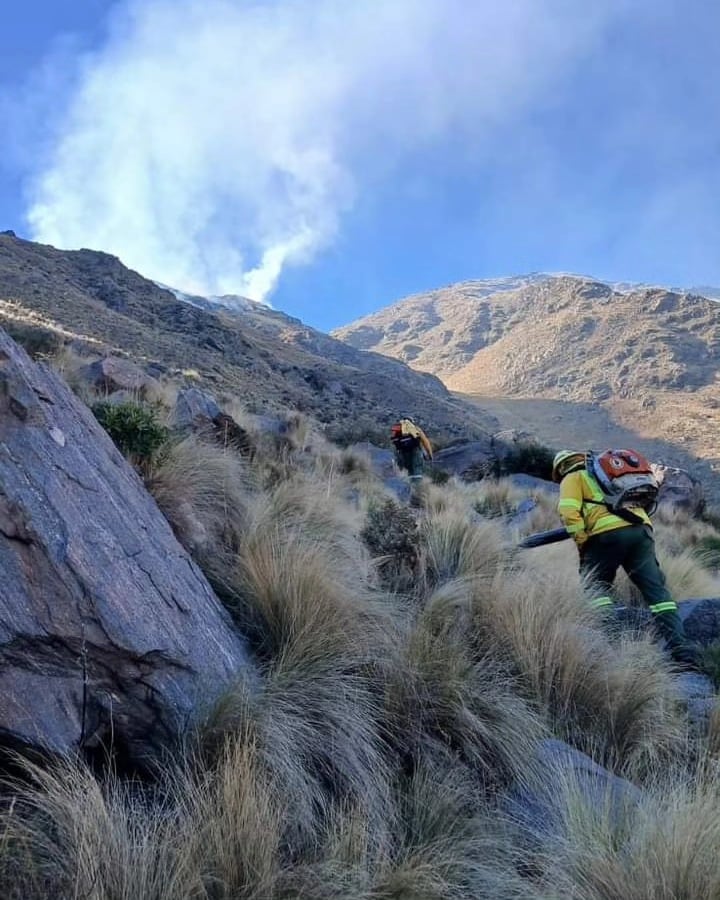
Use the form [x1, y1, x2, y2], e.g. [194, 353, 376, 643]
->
[2, 0, 720, 331]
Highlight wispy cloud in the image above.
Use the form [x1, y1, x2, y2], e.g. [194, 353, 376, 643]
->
[25, 0, 625, 300]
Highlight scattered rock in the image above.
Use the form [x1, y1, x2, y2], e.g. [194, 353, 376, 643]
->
[652, 464, 705, 516]
[0, 329, 253, 766]
[506, 498, 537, 530]
[169, 387, 221, 429]
[609, 605, 655, 636]
[503, 738, 641, 843]
[348, 442, 396, 479]
[678, 598, 720, 646]
[170, 388, 253, 455]
[433, 440, 495, 480]
[382, 475, 413, 504]
[676, 672, 716, 729]
[80, 356, 160, 399]
[507, 473, 559, 494]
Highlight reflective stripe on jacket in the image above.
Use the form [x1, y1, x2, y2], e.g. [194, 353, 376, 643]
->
[557, 469, 651, 546]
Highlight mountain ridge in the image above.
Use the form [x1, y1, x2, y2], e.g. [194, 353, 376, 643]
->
[0, 233, 495, 441]
[333, 274, 720, 497]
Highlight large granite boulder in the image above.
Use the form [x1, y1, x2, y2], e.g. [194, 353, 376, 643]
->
[169, 387, 222, 428]
[0, 330, 253, 764]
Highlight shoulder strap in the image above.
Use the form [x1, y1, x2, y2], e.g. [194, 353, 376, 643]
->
[584, 498, 645, 524]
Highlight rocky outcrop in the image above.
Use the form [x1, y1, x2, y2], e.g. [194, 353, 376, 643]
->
[169, 387, 253, 454]
[433, 440, 495, 480]
[80, 355, 160, 398]
[0, 329, 253, 765]
[679, 598, 720, 646]
[0, 233, 492, 444]
[653, 465, 705, 516]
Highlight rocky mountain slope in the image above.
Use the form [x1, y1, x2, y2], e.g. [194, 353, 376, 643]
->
[0, 233, 494, 441]
[334, 274, 720, 485]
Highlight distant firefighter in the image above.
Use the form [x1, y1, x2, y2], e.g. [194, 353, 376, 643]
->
[390, 416, 433, 484]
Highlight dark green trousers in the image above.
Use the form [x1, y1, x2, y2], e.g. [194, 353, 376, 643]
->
[580, 525, 696, 665]
[397, 446, 425, 481]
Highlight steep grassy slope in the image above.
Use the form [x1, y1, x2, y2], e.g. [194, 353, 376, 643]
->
[1, 373, 719, 897]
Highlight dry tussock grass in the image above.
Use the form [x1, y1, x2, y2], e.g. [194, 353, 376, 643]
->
[540, 764, 720, 899]
[148, 435, 251, 557]
[384, 595, 544, 795]
[224, 489, 397, 663]
[613, 546, 720, 604]
[421, 510, 509, 589]
[3, 405, 720, 896]
[473, 477, 527, 518]
[467, 564, 687, 778]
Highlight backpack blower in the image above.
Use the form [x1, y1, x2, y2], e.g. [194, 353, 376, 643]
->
[517, 527, 571, 549]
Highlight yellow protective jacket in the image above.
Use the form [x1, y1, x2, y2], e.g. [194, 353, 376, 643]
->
[398, 420, 433, 460]
[557, 469, 651, 547]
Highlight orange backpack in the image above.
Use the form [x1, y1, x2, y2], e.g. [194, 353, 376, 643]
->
[391, 421, 420, 451]
[587, 449, 659, 515]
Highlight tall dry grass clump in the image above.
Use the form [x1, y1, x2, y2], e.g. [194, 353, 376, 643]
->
[220, 476, 397, 662]
[421, 509, 508, 589]
[0, 758, 198, 900]
[195, 473, 402, 853]
[147, 435, 251, 559]
[613, 546, 720, 605]
[473, 477, 527, 518]
[384, 580, 545, 795]
[467, 559, 687, 779]
[273, 762, 543, 900]
[540, 764, 720, 899]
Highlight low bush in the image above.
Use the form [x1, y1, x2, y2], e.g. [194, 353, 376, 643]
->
[492, 440, 556, 479]
[93, 400, 169, 475]
[361, 497, 421, 594]
[2, 320, 61, 358]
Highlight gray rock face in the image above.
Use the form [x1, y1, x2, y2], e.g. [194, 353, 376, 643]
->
[675, 672, 716, 729]
[507, 473, 559, 494]
[0, 330, 253, 763]
[170, 388, 253, 455]
[433, 440, 495, 480]
[348, 443, 396, 479]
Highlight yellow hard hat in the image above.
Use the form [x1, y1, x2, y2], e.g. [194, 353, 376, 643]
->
[552, 450, 585, 482]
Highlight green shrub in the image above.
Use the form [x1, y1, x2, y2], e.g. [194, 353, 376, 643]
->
[361, 498, 420, 594]
[3, 321, 62, 358]
[93, 401, 169, 475]
[428, 466, 450, 485]
[492, 440, 555, 479]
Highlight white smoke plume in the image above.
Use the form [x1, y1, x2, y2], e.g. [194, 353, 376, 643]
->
[27, 0, 625, 300]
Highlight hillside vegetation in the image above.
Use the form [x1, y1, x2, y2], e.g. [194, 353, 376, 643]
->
[1, 350, 720, 899]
